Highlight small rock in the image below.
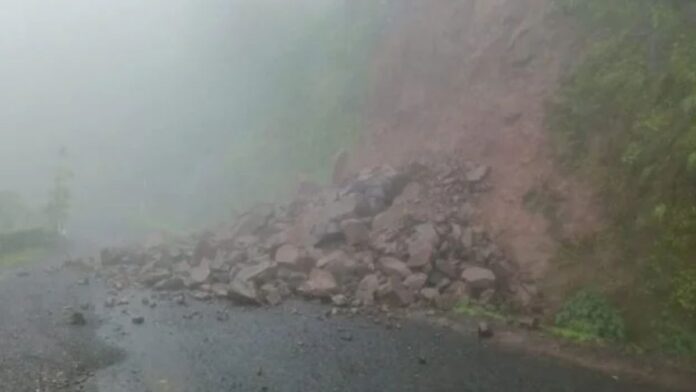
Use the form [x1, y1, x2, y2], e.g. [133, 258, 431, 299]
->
[331, 294, 348, 307]
[211, 283, 230, 298]
[154, 277, 185, 291]
[191, 291, 212, 301]
[141, 297, 150, 306]
[478, 321, 493, 339]
[420, 287, 440, 302]
[16, 271, 30, 277]
[70, 312, 87, 326]
[417, 356, 427, 365]
[132, 316, 145, 325]
[104, 297, 116, 308]
[174, 294, 186, 305]
[216, 311, 229, 322]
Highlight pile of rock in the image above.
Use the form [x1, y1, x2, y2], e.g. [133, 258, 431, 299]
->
[97, 159, 535, 312]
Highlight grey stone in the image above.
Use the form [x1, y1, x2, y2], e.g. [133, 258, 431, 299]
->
[355, 274, 379, 306]
[378, 257, 412, 278]
[298, 269, 338, 298]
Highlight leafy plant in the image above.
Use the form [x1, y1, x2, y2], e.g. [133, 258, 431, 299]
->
[549, 0, 696, 348]
[555, 289, 626, 342]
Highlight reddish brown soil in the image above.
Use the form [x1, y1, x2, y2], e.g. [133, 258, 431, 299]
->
[349, 0, 601, 282]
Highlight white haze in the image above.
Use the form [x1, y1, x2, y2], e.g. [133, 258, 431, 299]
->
[0, 0, 341, 241]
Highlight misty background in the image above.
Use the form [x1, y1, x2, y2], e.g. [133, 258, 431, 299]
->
[0, 0, 381, 241]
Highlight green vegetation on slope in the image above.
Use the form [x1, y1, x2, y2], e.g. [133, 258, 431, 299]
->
[550, 0, 696, 354]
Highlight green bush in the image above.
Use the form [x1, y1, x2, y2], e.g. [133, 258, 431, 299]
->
[549, 0, 696, 345]
[555, 289, 626, 342]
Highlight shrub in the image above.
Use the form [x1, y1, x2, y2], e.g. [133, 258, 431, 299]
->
[555, 289, 626, 342]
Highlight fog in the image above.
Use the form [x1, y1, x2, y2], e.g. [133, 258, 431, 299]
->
[1, 0, 370, 241]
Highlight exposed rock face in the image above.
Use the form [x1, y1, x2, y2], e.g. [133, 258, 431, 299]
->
[94, 160, 524, 312]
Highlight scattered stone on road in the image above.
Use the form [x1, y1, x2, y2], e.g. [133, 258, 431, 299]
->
[69, 311, 87, 326]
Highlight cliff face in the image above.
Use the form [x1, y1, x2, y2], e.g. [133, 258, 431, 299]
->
[349, 0, 599, 284]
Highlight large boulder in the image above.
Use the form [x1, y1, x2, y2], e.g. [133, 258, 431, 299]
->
[407, 223, 439, 268]
[228, 277, 259, 303]
[274, 244, 301, 267]
[234, 261, 277, 285]
[403, 272, 428, 291]
[317, 250, 358, 280]
[188, 259, 211, 287]
[378, 257, 412, 279]
[298, 269, 338, 298]
[460, 266, 496, 291]
[378, 276, 415, 307]
[355, 274, 380, 306]
[340, 219, 370, 246]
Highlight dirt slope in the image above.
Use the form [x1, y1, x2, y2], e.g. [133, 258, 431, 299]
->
[348, 0, 600, 287]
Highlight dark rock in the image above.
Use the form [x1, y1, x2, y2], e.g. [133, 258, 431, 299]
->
[193, 239, 217, 264]
[435, 259, 458, 279]
[478, 321, 493, 339]
[132, 316, 145, 325]
[379, 276, 414, 307]
[276, 267, 308, 289]
[69, 312, 87, 326]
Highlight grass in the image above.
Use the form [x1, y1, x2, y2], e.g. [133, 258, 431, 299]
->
[454, 299, 509, 321]
[544, 326, 605, 344]
[0, 248, 49, 269]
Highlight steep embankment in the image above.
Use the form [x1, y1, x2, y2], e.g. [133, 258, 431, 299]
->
[348, 0, 596, 297]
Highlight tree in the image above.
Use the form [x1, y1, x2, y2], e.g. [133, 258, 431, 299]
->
[45, 147, 73, 235]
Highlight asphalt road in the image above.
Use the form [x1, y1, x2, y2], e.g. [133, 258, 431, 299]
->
[0, 255, 675, 392]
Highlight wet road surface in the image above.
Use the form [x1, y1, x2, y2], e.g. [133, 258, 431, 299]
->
[0, 258, 675, 392]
